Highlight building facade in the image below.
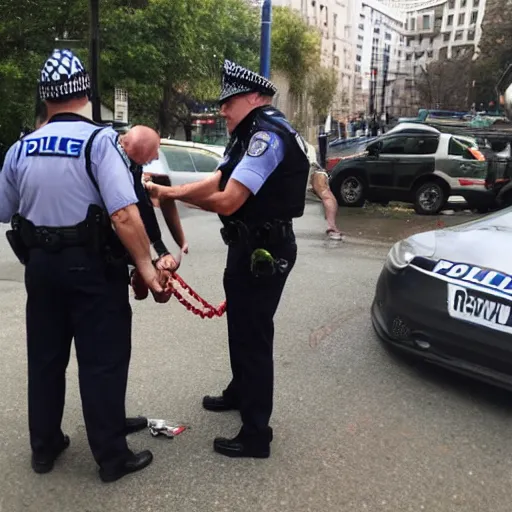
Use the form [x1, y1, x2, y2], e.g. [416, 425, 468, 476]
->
[271, 0, 356, 121]
[375, 0, 487, 114]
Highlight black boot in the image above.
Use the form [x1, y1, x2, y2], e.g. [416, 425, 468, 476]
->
[213, 427, 272, 458]
[202, 395, 239, 412]
[125, 416, 148, 435]
[31, 435, 70, 474]
[99, 450, 153, 483]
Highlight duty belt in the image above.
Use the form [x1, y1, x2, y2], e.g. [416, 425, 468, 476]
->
[20, 222, 92, 252]
[220, 219, 294, 247]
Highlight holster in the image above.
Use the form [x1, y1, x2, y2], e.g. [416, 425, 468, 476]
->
[6, 215, 29, 265]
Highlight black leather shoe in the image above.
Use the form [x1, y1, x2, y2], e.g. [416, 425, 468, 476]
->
[31, 435, 70, 474]
[213, 429, 272, 459]
[99, 450, 153, 483]
[202, 395, 239, 412]
[125, 416, 148, 435]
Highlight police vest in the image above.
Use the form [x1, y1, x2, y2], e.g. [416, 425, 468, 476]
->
[218, 106, 310, 226]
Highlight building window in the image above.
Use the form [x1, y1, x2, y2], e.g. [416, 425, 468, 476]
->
[473, 0, 479, 5]
[360, 13, 365, 19]
[406, 53, 412, 60]
[423, 15, 431, 29]
[427, 49, 433, 57]
[411, 18, 416, 30]
[333, 13, 338, 36]
[357, 44, 363, 49]
[470, 11, 478, 23]
[455, 30, 463, 40]
[355, 65, 361, 72]
[468, 29, 475, 40]
[398, 50, 402, 57]
[358, 35, 364, 40]
[447, 14, 453, 25]
[430, 37, 434, 44]
[356, 55, 362, 61]
[458, 13, 465, 24]
[449, 0, 455, 7]
[359, 23, 364, 30]
[444, 32, 450, 41]
[385, 32, 391, 40]
[374, 27, 380, 33]
[461, 0, 467, 6]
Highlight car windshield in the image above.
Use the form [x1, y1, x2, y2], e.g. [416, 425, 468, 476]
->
[143, 149, 171, 176]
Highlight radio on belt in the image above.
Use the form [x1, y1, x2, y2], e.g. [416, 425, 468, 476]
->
[148, 419, 189, 438]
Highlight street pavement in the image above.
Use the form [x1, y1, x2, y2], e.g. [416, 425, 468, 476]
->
[0, 201, 511, 512]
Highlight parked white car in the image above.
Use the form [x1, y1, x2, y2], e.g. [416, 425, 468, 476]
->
[158, 139, 224, 186]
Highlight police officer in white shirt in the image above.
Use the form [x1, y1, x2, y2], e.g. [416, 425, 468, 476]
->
[0, 49, 165, 483]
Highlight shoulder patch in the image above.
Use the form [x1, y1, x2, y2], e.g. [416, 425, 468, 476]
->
[247, 131, 273, 157]
[112, 137, 131, 168]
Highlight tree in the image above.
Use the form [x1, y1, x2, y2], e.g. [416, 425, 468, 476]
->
[472, 0, 512, 109]
[415, 55, 475, 111]
[271, 6, 321, 97]
[0, 0, 88, 159]
[307, 67, 338, 124]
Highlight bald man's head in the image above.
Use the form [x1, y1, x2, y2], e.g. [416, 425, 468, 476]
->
[120, 125, 160, 165]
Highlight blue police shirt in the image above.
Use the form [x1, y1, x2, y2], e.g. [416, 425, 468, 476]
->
[0, 119, 138, 226]
[230, 131, 285, 194]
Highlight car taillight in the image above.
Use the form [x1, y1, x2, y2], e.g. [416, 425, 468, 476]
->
[458, 178, 486, 186]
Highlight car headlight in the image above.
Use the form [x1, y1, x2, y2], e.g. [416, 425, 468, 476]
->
[385, 232, 437, 272]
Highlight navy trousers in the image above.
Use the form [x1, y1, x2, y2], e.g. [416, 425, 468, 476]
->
[222, 239, 297, 436]
[24, 246, 132, 469]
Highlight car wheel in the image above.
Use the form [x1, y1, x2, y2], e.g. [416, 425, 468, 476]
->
[333, 173, 366, 207]
[413, 180, 448, 215]
[498, 190, 512, 209]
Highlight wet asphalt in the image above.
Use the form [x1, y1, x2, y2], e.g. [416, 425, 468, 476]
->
[0, 201, 511, 512]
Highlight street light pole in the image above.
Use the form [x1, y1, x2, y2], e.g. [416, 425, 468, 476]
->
[260, 0, 272, 79]
[89, 0, 101, 122]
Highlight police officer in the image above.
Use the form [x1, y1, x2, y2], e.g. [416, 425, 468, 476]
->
[0, 49, 166, 482]
[145, 60, 310, 458]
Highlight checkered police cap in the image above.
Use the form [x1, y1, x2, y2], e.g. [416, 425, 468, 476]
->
[219, 60, 277, 105]
[38, 49, 91, 102]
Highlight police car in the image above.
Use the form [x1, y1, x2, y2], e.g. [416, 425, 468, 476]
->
[371, 207, 512, 390]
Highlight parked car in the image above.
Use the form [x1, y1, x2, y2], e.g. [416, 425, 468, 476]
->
[159, 139, 224, 185]
[328, 126, 495, 215]
[142, 148, 173, 185]
[372, 207, 512, 391]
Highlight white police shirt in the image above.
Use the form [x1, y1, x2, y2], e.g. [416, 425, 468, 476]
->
[0, 114, 137, 226]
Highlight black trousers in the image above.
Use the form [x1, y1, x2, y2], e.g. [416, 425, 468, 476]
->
[222, 239, 297, 436]
[24, 246, 132, 469]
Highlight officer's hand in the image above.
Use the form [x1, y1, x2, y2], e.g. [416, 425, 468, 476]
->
[155, 253, 179, 272]
[144, 179, 163, 201]
[150, 270, 173, 303]
[181, 242, 189, 255]
[138, 263, 165, 295]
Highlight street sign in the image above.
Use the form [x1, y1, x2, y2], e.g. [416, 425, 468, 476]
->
[114, 88, 128, 123]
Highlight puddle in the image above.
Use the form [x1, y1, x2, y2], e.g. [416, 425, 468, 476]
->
[334, 202, 482, 243]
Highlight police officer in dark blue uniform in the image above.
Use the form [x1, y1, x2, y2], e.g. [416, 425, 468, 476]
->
[0, 49, 167, 482]
[145, 60, 310, 458]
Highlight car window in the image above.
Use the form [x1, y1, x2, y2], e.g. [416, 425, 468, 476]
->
[380, 136, 408, 154]
[403, 136, 439, 155]
[143, 149, 172, 176]
[449, 137, 477, 159]
[189, 148, 221, 172]
[160, 146, 196, 172]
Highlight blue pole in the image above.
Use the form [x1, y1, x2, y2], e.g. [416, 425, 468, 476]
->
[260, 0, 272, 79]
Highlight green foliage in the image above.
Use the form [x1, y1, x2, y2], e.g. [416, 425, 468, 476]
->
[0, 0, 328, 153]
[307, 67, 338, 121]
[271, 6, 321, 96]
